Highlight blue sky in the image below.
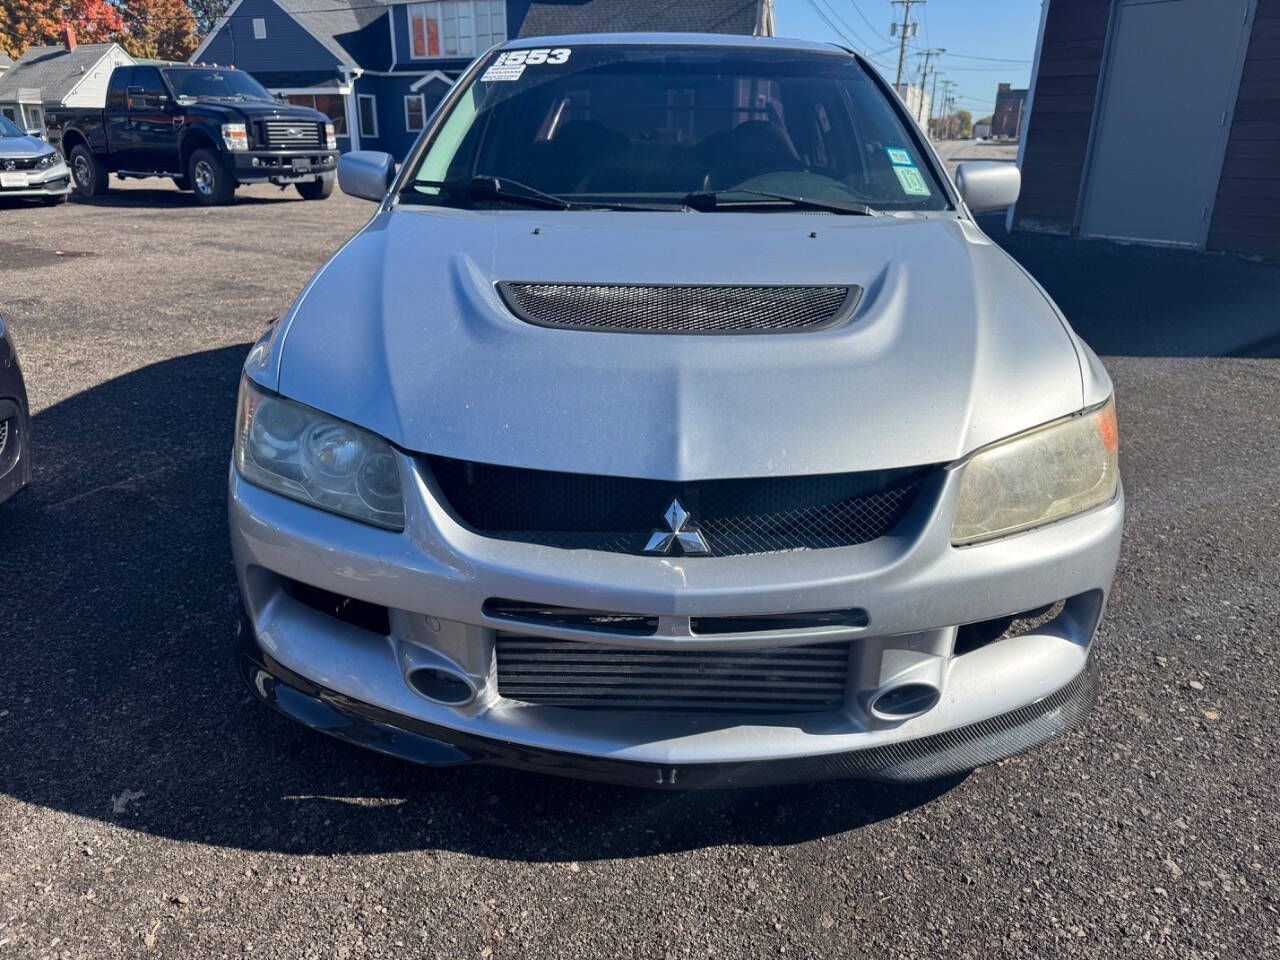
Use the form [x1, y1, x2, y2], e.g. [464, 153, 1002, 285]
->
[774, 0, 1042, 120]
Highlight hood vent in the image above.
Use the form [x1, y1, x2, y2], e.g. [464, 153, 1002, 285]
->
[497, 283, 860, 334]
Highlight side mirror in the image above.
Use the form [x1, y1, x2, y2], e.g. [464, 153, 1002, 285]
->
[338, 150, 395, 202]
[955, 161, 1021, 213]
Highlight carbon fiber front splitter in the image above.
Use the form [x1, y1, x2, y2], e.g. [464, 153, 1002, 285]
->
[240, 618, 1098, 789]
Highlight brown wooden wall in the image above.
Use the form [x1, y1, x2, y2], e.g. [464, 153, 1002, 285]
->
[1012, 0, 1113, 233]
[1208, 0, 1280, 257]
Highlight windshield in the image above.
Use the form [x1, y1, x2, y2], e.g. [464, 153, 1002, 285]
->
[162, 68, 274, 102]
[0, 115, 25, 138]
[402, 44, 948, 212]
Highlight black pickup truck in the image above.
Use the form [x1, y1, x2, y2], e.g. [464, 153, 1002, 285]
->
[47, 63, 339, 205]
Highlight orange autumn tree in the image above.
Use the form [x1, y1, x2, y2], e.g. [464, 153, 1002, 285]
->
[1, 0, 124, 59]
[116, 0, 197, 62]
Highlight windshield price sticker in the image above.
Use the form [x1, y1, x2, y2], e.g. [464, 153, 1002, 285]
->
[894, 165, 931, 196]
[886, 147, 913, 166]
[482, 47, 571, 81]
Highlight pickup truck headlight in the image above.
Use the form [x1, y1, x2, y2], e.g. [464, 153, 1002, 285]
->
[324, 122, 337, 150]
[221, 123, 249, 151]
[951, 398, 1118, 545]
[34, 150, 62, 170]
[234, 378, 405, 530]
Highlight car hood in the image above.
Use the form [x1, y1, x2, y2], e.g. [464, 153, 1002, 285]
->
[0, 135, 54, 158]
[267, 208, 1086, 479]
[187, 100, 328, 125]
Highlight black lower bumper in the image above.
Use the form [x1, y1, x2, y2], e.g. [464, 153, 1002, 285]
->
[232, 150, 337, 183]
[239, 617, 1099, 790]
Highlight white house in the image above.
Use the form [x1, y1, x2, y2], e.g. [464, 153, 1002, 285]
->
[0, 32, 134, 133]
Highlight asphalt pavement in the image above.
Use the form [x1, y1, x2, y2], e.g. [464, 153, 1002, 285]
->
[0, 180, 1277, 959]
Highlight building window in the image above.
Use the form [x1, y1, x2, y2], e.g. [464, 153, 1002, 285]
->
[358, 94, 378, 138]
[404, 94, 426, 132]
[252, 17, 267, 39]
[408, 1, 506, 59]
[23, 104, 44, 134]
[285, 93, 347, 136]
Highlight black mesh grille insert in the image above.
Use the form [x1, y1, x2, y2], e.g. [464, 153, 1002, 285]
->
[495, 635, 851, 713]
[497, 283, 859, 333]
[426, 457, 931, 556]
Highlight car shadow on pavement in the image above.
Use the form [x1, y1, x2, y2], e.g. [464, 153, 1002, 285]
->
[69, 186, 307, 209]
[0, 346, 961, 861]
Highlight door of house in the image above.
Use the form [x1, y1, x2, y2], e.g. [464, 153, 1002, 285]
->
[1079, 0, 1253, 248]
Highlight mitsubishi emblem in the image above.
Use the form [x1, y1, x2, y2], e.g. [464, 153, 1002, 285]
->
[644, 499, 710, 556]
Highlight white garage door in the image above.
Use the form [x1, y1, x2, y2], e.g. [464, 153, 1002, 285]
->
[1080, 0, 1253, 248]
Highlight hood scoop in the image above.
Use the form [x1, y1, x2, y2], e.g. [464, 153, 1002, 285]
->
[496, 282, 861, 334]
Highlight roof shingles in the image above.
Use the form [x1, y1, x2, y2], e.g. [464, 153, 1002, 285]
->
[0, 44, 122, 103]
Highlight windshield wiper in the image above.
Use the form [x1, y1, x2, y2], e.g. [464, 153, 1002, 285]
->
[406, 175, 574, 209]
[403, 176, 682, 211]
[682, 189, 878, 217]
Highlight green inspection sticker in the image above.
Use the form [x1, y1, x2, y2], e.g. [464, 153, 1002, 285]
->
[894, 165, 931, 196]
[886, 147, 913, 166]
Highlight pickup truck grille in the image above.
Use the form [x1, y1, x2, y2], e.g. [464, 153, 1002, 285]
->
[260, 120, 324, 149]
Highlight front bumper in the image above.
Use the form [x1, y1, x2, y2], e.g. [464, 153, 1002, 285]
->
[229, 447, 1124, 787]
[232, 150, 338, 184]
[241, 615, 1099, 788]
[0, 161, 71, 198]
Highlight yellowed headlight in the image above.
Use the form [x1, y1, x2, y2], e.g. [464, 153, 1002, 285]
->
[952, 398, 1118, 545]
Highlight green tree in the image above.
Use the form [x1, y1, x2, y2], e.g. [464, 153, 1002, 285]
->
[955, 109, 973, 139]
[187, 0, 230, 39]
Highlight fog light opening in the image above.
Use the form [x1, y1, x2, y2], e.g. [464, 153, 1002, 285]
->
[283, 578, 391, 635]
[954, 599, 1068, 656]
[406, 667, 476, 706]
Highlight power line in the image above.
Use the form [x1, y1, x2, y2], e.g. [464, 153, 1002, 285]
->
[813, 0, 880, 51]
[802, 0, 863, 51]
[843, 0, 891, 43]
[946, 52, 1032, 63]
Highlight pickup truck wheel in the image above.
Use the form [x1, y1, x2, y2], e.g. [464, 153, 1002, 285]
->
[189, 149, 234, 205]
[69, 145, 109, 198]
[295, 175, 334, 200]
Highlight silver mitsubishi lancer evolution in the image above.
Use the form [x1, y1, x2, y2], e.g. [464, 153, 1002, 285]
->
[230, 34, 1122, 788]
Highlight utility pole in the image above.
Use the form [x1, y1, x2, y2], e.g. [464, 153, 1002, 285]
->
[890, 0, 922, 89]
[929, 64, 944, 135]
[942, 79, 958, 137]
[915, 48, 944, 125]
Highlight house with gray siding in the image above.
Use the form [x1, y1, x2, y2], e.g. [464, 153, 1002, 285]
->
[1012, 0, 1280, 259]
[0, 35, 134, 134]
[191, 0, 775, 158]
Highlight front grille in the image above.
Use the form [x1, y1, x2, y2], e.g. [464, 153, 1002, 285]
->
[1, 156, 40, 170]
[495, 636, 851, 713]
[260, 120, 323, 149]
[427, 457, 931, 556]
[497, 283, 860, 333]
